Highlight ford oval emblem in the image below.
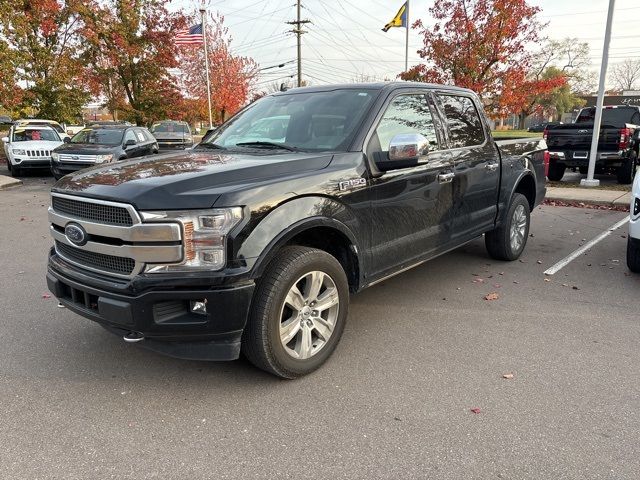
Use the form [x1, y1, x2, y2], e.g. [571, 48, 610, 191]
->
[65, 222, 87, 246]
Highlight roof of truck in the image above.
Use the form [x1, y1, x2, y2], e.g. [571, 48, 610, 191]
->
[273, 81, 476, 96]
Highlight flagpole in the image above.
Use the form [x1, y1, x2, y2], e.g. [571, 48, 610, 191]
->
[404, 0, 409, 72]
[200, 4, 213, 128]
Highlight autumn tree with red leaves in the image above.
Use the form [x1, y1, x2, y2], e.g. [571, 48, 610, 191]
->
[178, 13, 257, 124]
[79, 0, 187, 125]
[0, 0, 89, 121]
[402, 0, 548, 118]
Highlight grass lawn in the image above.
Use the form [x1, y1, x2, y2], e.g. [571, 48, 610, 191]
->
[491, 130, 541, 139]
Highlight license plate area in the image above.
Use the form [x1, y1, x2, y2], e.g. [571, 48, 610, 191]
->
[573, 151, 588, 159]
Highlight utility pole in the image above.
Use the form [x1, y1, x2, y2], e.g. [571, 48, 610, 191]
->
[286, 0, 310, 87]
[581, 0, 615, 187]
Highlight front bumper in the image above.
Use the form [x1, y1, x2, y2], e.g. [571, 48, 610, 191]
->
[51, 161, 96, 176]
[47, 253, 255, 361]
[11, 158, 51, 169]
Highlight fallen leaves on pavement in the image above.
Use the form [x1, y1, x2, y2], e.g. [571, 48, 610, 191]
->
[484, 292, 499, 301]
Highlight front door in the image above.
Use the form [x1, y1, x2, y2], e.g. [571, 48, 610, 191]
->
[434, 93, 500, 242]
[366, 92, 455, 278]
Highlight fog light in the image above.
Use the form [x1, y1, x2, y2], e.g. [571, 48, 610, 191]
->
[189, 300, 207, 315]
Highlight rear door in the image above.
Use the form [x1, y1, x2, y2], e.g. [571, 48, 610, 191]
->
[433, 92, 500, 241]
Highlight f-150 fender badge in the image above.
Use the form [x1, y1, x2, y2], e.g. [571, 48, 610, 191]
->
[338, 178, 366, 191]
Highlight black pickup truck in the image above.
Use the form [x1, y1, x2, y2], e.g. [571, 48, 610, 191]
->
[46, 82, 546, 378]
[545, 105, 640, 184]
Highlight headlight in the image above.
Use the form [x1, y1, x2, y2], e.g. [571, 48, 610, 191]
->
[12, 149, 26, 155]
[141, 207, 243, 272]
[51, 152, 59, 161]
[95, 154, 113, 163]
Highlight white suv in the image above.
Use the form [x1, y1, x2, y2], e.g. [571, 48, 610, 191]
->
[628, 170, 640, 272]
[2, 125, 64, 177]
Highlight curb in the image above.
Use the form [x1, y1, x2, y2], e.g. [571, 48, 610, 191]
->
[0, 175, 22, 190]
[545, 186, 631, 209]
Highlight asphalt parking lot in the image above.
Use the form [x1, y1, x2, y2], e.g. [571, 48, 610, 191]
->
[1, 173, 639, 479]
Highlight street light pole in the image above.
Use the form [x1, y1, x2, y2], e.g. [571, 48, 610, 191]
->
[581, 0, 615, 187]
[200, 4, 213, 128]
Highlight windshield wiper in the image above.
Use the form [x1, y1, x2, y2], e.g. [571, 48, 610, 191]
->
[197, 142, 226, 150]
[235, 141, 299, 152]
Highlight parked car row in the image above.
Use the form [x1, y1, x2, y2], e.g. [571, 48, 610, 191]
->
[2, 119, 195, 179]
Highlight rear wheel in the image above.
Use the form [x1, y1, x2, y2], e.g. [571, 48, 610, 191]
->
[616, 157, 636, 185]
[547, 162, 565, 181]
[485, 193, 530, 261]
[242, 246, 349, 378]
[628, 238, 640, 273]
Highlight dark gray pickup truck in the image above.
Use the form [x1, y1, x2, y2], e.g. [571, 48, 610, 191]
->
[46, 82, 546, 378]
[545, 105, 640, 184]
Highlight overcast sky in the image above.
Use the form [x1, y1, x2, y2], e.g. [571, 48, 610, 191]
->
[171, 0, 640, 90]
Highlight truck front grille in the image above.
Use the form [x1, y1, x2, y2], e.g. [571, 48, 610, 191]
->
[52, 196, 133, 226]
[56, 241, 136, 276]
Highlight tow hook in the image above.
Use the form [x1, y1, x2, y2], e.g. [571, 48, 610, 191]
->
[123, 332, 145, 343]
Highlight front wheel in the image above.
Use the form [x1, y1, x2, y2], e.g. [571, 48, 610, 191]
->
[242, 246, 349, 378]
[10, 164, 21, 177]
[485, 193, 531, 261]
[628, 238, 640, 273]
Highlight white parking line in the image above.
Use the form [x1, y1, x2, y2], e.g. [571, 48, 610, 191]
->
[544, 216, 630, 276]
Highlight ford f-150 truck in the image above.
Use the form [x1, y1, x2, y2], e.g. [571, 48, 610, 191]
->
[46, 82, 546, 378]
[545, 105, 640, 184]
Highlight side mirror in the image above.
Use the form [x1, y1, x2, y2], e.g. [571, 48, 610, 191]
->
[63, 137, 71, 143]
[377, 133, 429, 171]
[124, 139, 136, 147]
[1, 136, 8, 143]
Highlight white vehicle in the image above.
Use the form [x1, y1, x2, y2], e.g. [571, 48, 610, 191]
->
[628, 170, 640, 272]
[2, 125, 64, 177]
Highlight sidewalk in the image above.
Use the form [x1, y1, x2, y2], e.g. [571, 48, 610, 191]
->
[0, 174, 21, 190]
[546, 186, 631, 207]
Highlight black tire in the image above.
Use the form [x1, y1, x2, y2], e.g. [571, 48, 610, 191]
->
[616, 157, 636, 185]
[10, 164, 21, 177]
[547, 162, 565, 181]
[242, 246, 349, 378]
[628, 238, 640, 273]
[579, 166, 588, 175]
[485, 193, 530, 261]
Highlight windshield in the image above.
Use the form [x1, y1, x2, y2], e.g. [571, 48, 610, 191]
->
[151, 122, 190, 134]
[576, 107, 640, 127]
[203, 88, 378, 152]
[71, 128, 124, 145]
[12, 128, 60, 142]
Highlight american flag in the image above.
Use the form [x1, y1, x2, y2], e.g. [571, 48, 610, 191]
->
[175, 23, 204, 46]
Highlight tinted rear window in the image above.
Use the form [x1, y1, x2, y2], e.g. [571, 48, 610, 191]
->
[437, 95, 485, 148]
[576, 107, 640, 126]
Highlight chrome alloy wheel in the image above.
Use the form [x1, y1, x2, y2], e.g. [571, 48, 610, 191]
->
[510, 204, 527, 252]
[279, 270, 340, 360]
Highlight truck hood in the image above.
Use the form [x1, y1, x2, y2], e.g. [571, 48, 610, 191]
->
[52, 149, 333, 210]
[10, 140, 63, 150]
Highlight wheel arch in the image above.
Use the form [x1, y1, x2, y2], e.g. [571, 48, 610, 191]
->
[511, 173, 537, 211]
[250, 217, 362, 293]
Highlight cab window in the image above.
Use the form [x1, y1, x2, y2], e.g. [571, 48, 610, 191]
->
[436, 94, 485, 148]
[374, 94, 439, 153]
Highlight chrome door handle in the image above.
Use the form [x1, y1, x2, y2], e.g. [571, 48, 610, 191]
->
[486, 162, 499, 172]
[438, 172, 455, 183]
